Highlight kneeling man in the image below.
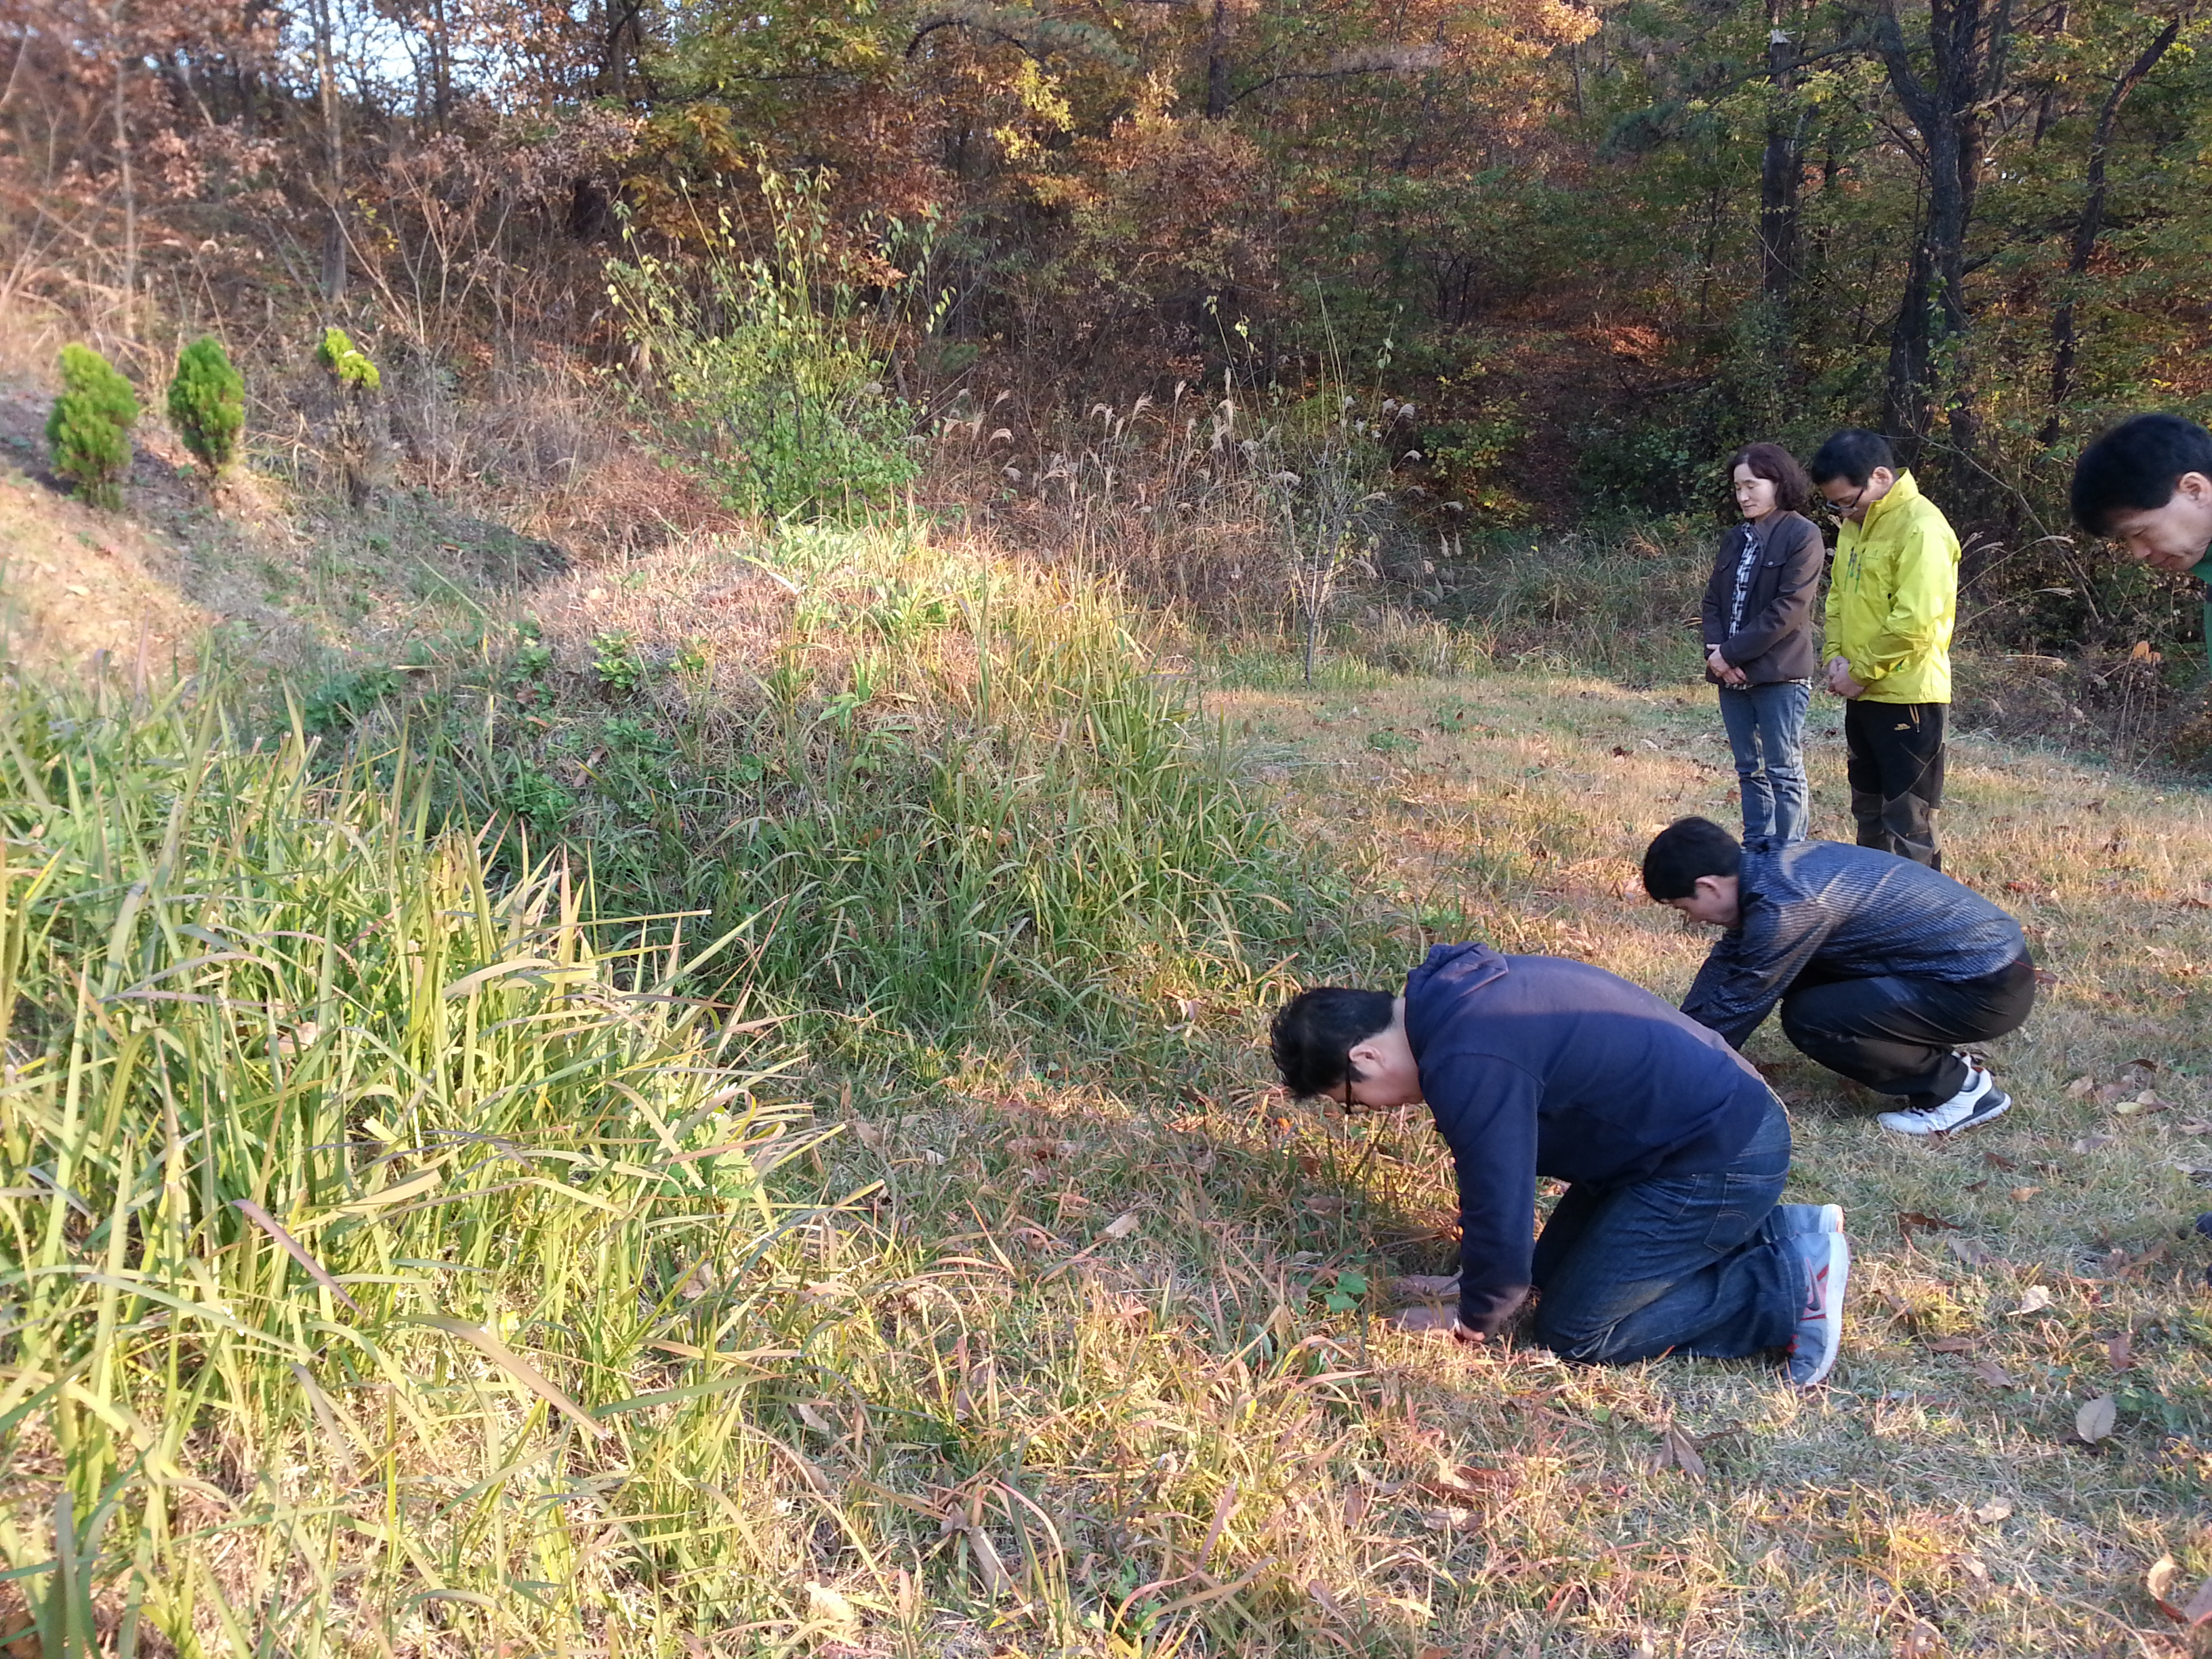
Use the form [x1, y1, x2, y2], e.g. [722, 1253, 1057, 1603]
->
[1643, 817, 2034, 1135]
[1269, 942, 1848, 1387]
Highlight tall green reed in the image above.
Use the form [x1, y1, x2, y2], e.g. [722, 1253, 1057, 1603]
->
[423, 524, 1321, 1051]
[0, 672, 874, 1653]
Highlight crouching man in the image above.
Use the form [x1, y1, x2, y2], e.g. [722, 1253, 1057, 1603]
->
[1643, 817, 2034, 1136]
[1269, 942, 1849, 1387]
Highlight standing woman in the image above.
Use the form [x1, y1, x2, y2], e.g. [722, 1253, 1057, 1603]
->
[1702, 443, 1824, 851]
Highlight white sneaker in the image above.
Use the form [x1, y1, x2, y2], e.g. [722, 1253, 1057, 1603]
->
[1877, 1060, 2012, 1136]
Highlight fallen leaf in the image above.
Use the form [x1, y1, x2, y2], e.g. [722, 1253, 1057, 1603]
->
[1973, 1499, 2013, 1523]
[2109, 1332, 2134, 1371]
[1948, 1235, 1992, 1267]
[1970, 1359, 2015, 1387]
[1898, 1210, 1960, 1233]
[2129, 1057, 2160, 1074]
[1924, 1336, 1976, 1353]
[1982, 1149, 2020, 1171]
[804, 1583, 858, 1627]
[1100, 1211, 1140, 1242]
[1897, 1618, 1942, 1656]
[2075, 1393, 2118, 1443]
[2150, 1555, 2182, 1609]
[2003, 880, 2038, 894]
[2177, 1121, 2210, 1136]
[1416, 1648, 1450, 1659]
[1662, 1425, 1706, 1482]
[2072, 1134, 2117, 1153]
[2011, 1285, 2054, 1315]
[2094, 1082, 2131, 1105]
[2065, 1076, 2096, 1098]
[2114, 1097, 2169, 1117]
[2009, 1185, 2043, 1202]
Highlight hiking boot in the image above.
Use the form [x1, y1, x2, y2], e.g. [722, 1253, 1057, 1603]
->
[1786, 1229, 1849, 1389]
[1877, 1058, 2012, 1136]
[1776, 1202, 1845, 1236]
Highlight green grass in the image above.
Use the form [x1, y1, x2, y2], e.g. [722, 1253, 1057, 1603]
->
[15, 510, 2212, 1655]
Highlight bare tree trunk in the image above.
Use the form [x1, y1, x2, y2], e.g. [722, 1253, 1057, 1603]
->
[1872, 0, 2008, 478]
[1758, 9, 1802, 307]
[311, 0, 346, 301]
[1206, 0, 1233, 120]
[2041, 16, 2180, 446]
[110, 0, 136, 340]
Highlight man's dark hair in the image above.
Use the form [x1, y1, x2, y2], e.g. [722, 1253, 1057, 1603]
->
[1641, 816, 1743, 902]
[2070, 413, 2212, 535]
[1727, 441, 1813, 516]
[1269, 987, 1395, 1099]
[1807, 428, 1896, 489]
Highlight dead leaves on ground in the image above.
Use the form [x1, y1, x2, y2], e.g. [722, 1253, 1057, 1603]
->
[2148, 1556, 2212, 1626]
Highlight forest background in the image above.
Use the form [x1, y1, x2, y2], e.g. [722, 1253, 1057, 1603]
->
[9, 0, 2212, 712]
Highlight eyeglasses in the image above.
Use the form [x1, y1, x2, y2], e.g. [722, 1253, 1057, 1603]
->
[1818, 482, 1871, 519]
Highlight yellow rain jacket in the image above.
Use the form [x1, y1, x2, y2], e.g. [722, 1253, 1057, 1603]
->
[1825, 470, 1960, 705]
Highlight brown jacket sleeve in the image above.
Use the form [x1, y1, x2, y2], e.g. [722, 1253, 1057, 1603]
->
[1719, 515, 1823, 670]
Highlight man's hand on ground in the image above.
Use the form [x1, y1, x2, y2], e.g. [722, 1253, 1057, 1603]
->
[1394, 1304, 1481, 1343]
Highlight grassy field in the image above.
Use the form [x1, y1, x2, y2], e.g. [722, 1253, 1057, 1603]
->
[7, 510, 2212, 1657]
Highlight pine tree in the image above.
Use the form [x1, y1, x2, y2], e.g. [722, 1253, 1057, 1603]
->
[167, 335, 246, 479]
[46, 344, 142, 511]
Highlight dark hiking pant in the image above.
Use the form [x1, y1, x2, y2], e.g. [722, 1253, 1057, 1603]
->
[1528, 1099, 1803, 1364]
[1845, 699, 1945, 869]
[1778, 957, 2038, 1109]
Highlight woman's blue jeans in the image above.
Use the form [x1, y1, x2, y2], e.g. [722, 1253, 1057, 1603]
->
[1717, 679, 1811, 850]
[1528, 1098, 1802, 1364]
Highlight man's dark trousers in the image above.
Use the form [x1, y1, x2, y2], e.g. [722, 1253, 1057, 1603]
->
[1528, 1099, 1802, 1364]
[1779, 957, 2036, 1109]
[1845, 700, 1945, 868]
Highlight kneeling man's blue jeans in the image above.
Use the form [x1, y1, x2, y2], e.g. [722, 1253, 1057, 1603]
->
[1529, 1099, 1803, 1363]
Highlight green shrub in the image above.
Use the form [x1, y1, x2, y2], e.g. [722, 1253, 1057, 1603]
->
[592, 631, 645, 694]
[45, 343, 140, 510]
[314, 326, 381, 391]
[608, 170, 919, 521]
[167, 334, 245, 477]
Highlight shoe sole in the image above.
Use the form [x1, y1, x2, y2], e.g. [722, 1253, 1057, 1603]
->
[1879, 1090, 2013, 1137]
[1793, 1233, 1849, 1389]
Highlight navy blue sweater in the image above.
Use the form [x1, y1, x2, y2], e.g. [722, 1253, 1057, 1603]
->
[1404, 943, 1776, 1336]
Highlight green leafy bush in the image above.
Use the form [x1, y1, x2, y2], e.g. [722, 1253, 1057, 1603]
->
[592, 631, 644, 694]
[315, 327, 381, 391]
[609, 171, 919, 521]
[166, 335, 245, 478]
[45, 344, 140, 510]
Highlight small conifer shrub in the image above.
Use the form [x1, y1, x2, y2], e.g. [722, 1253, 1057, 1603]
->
[46, 344, 141, 510]
[167, 335, 245, 479]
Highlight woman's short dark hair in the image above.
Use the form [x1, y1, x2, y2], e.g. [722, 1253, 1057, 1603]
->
[1727, 442, 1813, 516]
[2071, 413, 2212, 535]
[1641, 817, 1743, 902]
[1808, 428, 1896, 488]
[1269, 987, 1396, 1099]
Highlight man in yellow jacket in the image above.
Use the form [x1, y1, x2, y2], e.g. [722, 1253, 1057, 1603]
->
[1808, 428, 1960, 869]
